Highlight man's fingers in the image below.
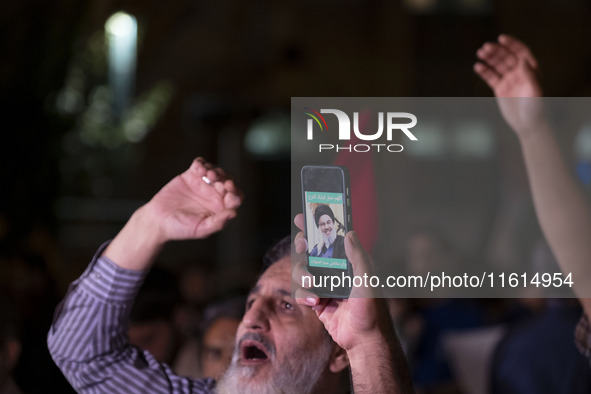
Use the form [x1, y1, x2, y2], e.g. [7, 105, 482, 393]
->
[498, 34, 538, 70]
[197, 209, 238, 236]
[186, 158, 244, 209]
[213, 166, 227, 179]
[310, 298, 331, 316]
[206, 166, 231, 185]
[213, 180, 227, 195]
[189, 157, 209, 177]
[294, 287, 320, 307]
[219, 178, 243, 209]
[476, 35, 538, 78]
[293, 214, 308, 254]
[294, 231, 308, 254]
[223, 182, 243, 210]
[223, 178, 240, 195]
[476, 42, 516, 76]
[486, 42, 517, 73]
[292, 260, 313, 288]
[314, 299, 339, 318]
[474, 62, 501, 89]
[187, 159, 222, 189]
[294, 213, 305, 232]
[344, 231, 378, 297]
[223, 192, 243, 211]
[344, 231, 373, 277]
[189, 157, 232, 184]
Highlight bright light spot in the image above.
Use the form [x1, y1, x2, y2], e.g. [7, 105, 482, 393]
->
[105, 13, 137, 115]
[105, 12, 136, 38]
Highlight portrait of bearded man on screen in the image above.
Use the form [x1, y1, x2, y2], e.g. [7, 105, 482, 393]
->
[309, 204, 346, 259]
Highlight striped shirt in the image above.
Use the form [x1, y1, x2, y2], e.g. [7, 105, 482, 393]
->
[47, 242, 215, 393]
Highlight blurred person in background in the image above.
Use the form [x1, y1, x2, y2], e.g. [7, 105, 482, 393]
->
[0, 250, 73, 393]
[175, 264, 215, 340]
[199, 296, 244, 380]
[399, 228, 485, 394]
[0, 295, 23, 394]
[174, 295, 244, 379]
[128, 266, 182, 365]
[475, 34, 591, 387]
[489, 239, 591, 393]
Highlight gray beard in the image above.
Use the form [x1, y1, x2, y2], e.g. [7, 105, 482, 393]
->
[215, 336, 333, 394]
[322, 228, 337, 249]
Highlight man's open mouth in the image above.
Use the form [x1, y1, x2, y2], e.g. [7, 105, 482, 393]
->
[240, 340, 271, 364]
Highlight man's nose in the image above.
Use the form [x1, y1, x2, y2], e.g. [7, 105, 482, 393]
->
[242, 299, 271, 331]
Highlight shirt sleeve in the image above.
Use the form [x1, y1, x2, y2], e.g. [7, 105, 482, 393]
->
[47, 242, 216, 394]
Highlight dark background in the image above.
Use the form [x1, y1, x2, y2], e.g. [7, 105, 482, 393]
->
[2, 0, 590, 287]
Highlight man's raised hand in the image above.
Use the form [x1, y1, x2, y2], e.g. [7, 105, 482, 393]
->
[474, 34, 541, 97]
[293, 214, 413, 393]
[292, 213, 388, 352]
[147, 157, 243, 242]
[104, 158, 243, 270]
[474, 34, 545, 136]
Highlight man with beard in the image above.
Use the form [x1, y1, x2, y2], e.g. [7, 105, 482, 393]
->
[310, 204, 346, 259]
[48, 158, 413, 393]
[215, 236, 345, 394]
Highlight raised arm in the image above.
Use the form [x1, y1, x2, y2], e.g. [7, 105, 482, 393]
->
[293, 214, 414, 394]
[48, 158, 242, 393]
[475, 35, 591, 316]
[105, 157, 243, 270]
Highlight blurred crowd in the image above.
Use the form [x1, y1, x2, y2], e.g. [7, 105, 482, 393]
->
[0, 231, 255, 393]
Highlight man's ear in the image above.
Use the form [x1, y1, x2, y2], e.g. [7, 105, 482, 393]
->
[328, 344, 349, 373]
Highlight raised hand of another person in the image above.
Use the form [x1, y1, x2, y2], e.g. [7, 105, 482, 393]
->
[475, 35, 591, 319]
[104, 158, 243, 270]
[474, 34, 545, 136]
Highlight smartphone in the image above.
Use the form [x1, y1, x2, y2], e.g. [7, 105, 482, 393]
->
[301, 165, 353, 298]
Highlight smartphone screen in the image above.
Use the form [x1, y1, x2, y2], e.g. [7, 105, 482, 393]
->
[301, 166, 352, 297]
